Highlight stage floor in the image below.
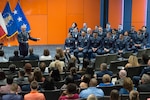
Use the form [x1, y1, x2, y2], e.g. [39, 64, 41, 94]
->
[3, 45, 64, 59]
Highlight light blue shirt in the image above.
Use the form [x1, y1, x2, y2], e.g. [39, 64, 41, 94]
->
[79, 87, 104, 98]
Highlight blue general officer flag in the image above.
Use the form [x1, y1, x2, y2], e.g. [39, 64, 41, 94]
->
[2, 2, 18, 37]
[13, 2, 31, 32]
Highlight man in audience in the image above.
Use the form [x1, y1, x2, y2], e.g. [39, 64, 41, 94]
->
[98, 26, 106, 40]
[24, 63, 33, 76]
[137, 74, 150, 92]
[79, 78, 104, 98]
[24, 48, 39, 60]
[2, 83, 23, 100]
[24, 81, 45, 100]
[95, 63, 113, 78]
[141, 26, 149, 47]
[5, 64, 18, 76]
[0, 76, 21, 93]
[115, 69, 127, 85]
[9, 50, 23, 61]
[128, 26, 137, 40]
[0, 50, 8, 62]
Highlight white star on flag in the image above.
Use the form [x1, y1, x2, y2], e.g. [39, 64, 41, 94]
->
[13, 10, 17, 15]
[17, 16, 22, 22]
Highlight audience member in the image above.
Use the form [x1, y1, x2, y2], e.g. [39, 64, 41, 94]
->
[56, 47, 65, 61]
[21, 75, 34, 91]
[24, 63, 33, 76]
[87, 94, 97, 100]
[141, 53, 149, 65]
[67, 55, 77, 71]
[42, 76, 55, 90]
[0, 50, 8, 62]
[59, 83, 79, 100]
[5, 64, 18, 76]
[85, 66, 95, 78]
[61, 75, 74, 90]
[14, 68, 28, 84]
[0, 70, 6, 85]
[79, 74, 91, 89]
[129, 90, 139, 100]
[50, 67, 61, 81]
[125, 55, 140, 68]
[2, 83, 23, 100]
[24, 48, 39, 60]
[110, 89, 120, 100]
[39, 62, 49, 75]
[0, 76, 21, 93]
[33, 67, 45, 82]
[40, 49, 52, 61]
[49, 54, 64, 73]
[119, 77, 134, 94]
[115, 69, 127, 85]
[137, 74, 150, 92]
[9, 50, 23, 61]
[79, 78, 104, 98]
[95, 63, 113, 78]
[98, 74, 113, 87]
[24, 81, 46, 100]
[70, 67, 81, 80]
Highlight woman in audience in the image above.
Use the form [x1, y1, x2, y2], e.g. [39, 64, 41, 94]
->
[40, 49, 52, 61]
[59, 83, 79, 100]
[33, 67, 45, 82]
[110, 89, 120, 100]
[61, 75, 74, 90]
[24, 63, 33, 76]
[125, 55, 140, 68]
[70, 67, 81, 80]
[141, 53, 149, 65]
[67, 55, 77, 71]
[119, 77, 134, 94]
[79, 74, 91, 89]
[50, 67, 61, 82]
[129, 90, 139, 100]
[56, 47, 65, 61]
[98, 74, 113, 87]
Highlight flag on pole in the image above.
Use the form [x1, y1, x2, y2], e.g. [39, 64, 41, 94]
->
[13, 2, 31, 32]
[2, 2, 18, 38]
[0, 12, 7, 39]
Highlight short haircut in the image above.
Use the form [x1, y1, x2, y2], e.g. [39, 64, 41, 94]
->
[14, 50, 19, 56]
[30, 81, 38, 90]
[7, 76, 13, 84]
[119, 69, 127, 78]
[110, 89, 119, 100]
[141, 74, 150, 83]
[39, 62, 46, 72]
[11, 83, 18, 92]
[19, 68, 25, 76]
[100, 63, 107, 71]
[129, 90, 139, 100]
[9, 64, 16, 72]
[67, 83, 77, 94]
[102, 74, 111, 83]
[87, 94, 97, 100]
[89, 78, 97, 87]
[55, 53, 60, 60]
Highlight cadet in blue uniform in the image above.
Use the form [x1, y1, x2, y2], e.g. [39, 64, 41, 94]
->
[74, 31, 89, 62]
[128, 26, 137, 40]
[102, 32, 115, 54]
[88, 32, 103, 59]
[111, 29, 119, 42]
[117, 24, 124, 35]
[133, 29, 145, 51]
[17, 25, 40, 57]
[115, 34, 126, 54]
[80, 23, 88, 33]
[104, 23, 112, 33]
[141, 26, 149, 47]
[98, 26, 106, 40]
[68, 22, 77, 33]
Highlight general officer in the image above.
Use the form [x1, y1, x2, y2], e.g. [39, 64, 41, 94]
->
[88, 32, 103, 59]
[17, 25, 40, 57]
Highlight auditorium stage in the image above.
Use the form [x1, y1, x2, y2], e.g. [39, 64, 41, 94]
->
[2, 45, 64, 59]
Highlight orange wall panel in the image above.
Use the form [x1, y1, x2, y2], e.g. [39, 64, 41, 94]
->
[109, 0, 122, 28]
[132, 0, 146, 30]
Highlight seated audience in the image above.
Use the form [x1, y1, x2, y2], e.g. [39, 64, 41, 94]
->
[115, 69, 127, 85]
[56, 47, 65, 61]
[33, 67, 45, 82]
[70, 67, 81, 80]
[9, 50, 23, 61]
[0, 50, 8, 62]
[21, 75, 34, 91]
[137, 74, 150, 92]
[5, 64, 18, 76]
[59, 83, 79, 100]
[14, 68, 28, 85]
[67, 55, 77, 71]
[119, 77, 134, 94]
[49, 54, 64, 73]
[50, 67, 61, 81]
[141, 53, 149, 65]
[0, 76, 21, 93]
[24, 63, 33, 76]
[125, 55, 140, 68]
[95, 63, 113, 78]
[79, 78, 104, 98]
[39, 62, 49, 75]
[24, 81, 46, 100]
[40, 49, 52, 61]
[0, 70, 6, 85]
[129, 90, 139, 100]
[85, 66, 95, 78]
[2, 83, 23, 100]
[110, 89, 120, 100]
[87, 94, 98, 100]
[42, 76, 55, 90]
[24, 48, 39, 60]
[79, 74, 91, 89]
[98, 74, 113, 87]
[61, 75, 74, 90]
